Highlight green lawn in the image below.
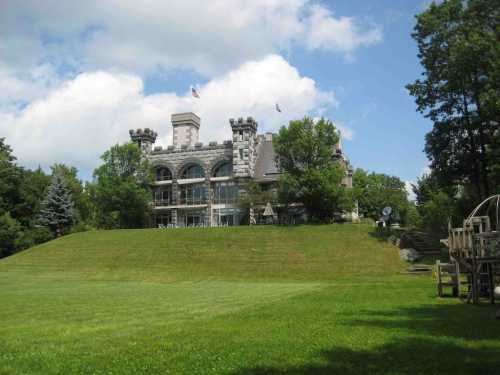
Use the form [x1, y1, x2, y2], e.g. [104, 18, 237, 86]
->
[0, 224, 499, 374]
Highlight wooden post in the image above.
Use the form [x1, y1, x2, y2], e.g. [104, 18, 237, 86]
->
[437, 260, 443, 297]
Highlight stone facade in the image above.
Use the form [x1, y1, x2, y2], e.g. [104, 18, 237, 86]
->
[129, 112, 354, 227]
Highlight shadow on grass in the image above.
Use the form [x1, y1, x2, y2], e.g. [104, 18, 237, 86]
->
[231, 303, 500, 375]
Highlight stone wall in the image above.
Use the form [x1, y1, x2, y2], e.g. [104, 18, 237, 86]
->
[148, 143, 233, 178]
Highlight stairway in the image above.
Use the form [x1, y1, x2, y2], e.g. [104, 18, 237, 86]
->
[401, 231, 442, 255]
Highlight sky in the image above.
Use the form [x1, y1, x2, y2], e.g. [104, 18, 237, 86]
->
[0, 0, 433, 191]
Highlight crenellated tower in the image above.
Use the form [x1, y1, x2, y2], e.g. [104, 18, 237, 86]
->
[171, 112, 200, 148]
[230, 117, 258, 178]
[129, 128, 157, 153]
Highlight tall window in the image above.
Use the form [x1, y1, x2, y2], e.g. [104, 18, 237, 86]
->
[154, 188, 172, 206]
[180, 164, 205, 179]
[213, 182, 238, 204]
[213, 162, 232, 177]
[156, 167, 172, 181]
[179, 183, 206, 205]
[155, 212, 172, 227]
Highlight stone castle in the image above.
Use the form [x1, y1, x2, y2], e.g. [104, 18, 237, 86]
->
[129, 112, 353, 227]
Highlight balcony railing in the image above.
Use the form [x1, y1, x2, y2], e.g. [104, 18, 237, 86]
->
[178, 196, 207, 205]
[154, 200, 172, 207]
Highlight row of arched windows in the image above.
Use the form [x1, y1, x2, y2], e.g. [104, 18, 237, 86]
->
[155, 162, 232, 181]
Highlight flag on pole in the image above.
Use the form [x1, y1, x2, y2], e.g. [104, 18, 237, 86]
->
[275, 103, 281, 112]
[191, 87, 200, 98]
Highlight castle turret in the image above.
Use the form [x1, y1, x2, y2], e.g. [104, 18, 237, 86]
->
[230, 117, 258, 178]
[172, 112, 200, 148]
[129, 128, 157, 153]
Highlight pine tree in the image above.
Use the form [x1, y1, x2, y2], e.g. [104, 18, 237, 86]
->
[38, 172, 74, 236]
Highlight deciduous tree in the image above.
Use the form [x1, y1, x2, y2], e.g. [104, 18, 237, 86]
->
[273, 117, 353, 222]
[407, 0, 500, 202]
[92, 143, 152, 228]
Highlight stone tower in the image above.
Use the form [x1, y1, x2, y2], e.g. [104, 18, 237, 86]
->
[129, 128, 157, 153]
[230, 117, 258, 178]
[171, 112, 200, 148]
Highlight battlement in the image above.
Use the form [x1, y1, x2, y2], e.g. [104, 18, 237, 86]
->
[129, 128, 158, 143]
[150, 140, 233, 155]
[230, 117, 257, 133]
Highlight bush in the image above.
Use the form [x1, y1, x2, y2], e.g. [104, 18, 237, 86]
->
[69, 222, 95, 234]
[16, 227, 54, 250]
[0, 213, 22, 258]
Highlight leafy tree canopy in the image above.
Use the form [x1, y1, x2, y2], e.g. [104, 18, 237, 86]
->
[407, 0, 500, 202]
[92, 143, 152, 229]
[273, 117, 353, 222]
[353, 168, 410, 224]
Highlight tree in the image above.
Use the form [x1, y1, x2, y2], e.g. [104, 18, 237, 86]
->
[50, 164, 92, 225]
[0, 138, 23, 217]
[273, 117, 353, 222]
[92, 143, 152, 229]
[353, 168, 410, 224]
[407, 0, 500, 203]
[238, 181, 277, 224]
[420, 191, 457, 236]
[13, 167, 51, 228]
[411, 171, 474, 235]
[0, 213, 22, 258]
[0, 138, 53, 258]
[38, 172, 74, 236]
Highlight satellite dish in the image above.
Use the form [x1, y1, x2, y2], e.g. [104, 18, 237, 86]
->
[382, 206, 392, 216]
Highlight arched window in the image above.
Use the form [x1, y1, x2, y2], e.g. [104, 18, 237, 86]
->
[213, 162, 232, 177]
[181, 164, 205, 179]
[156, 167, 172, 181]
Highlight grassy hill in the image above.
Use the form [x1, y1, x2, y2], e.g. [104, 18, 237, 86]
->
[0, 224, 404, 281]
[0, 224, 499, 375]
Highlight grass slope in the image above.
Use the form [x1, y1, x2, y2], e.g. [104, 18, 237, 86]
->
[0, 224, 499, 375]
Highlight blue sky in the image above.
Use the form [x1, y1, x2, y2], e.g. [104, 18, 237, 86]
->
[0, 0, 432, 186]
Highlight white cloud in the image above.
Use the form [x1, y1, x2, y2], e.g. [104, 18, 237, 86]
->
[0, 1, 383, 78]
[1, 55, 335, 175]
[0, 63, 61, 110]
[332, 121, 354, 141]
[421, 166, 431, 176]
[405, 181, 416, 201]
[305, 5, 383, 58]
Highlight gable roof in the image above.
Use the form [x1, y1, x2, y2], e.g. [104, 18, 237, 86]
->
[254, 136, 280, 182]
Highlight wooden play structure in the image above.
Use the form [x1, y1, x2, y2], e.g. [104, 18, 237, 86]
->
[438, 194, 500, 304]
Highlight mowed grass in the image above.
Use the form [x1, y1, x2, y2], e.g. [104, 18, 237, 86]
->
[0, 224, 499, 375]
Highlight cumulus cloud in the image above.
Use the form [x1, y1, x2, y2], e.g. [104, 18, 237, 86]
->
[405, 181, 417, 201]
[0, 0, 383, 77]
[1, 55, 337, 175]
[305, 5, 383, 58]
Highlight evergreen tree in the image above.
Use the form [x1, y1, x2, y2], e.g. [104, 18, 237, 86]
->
[38, 172, 74, 236]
